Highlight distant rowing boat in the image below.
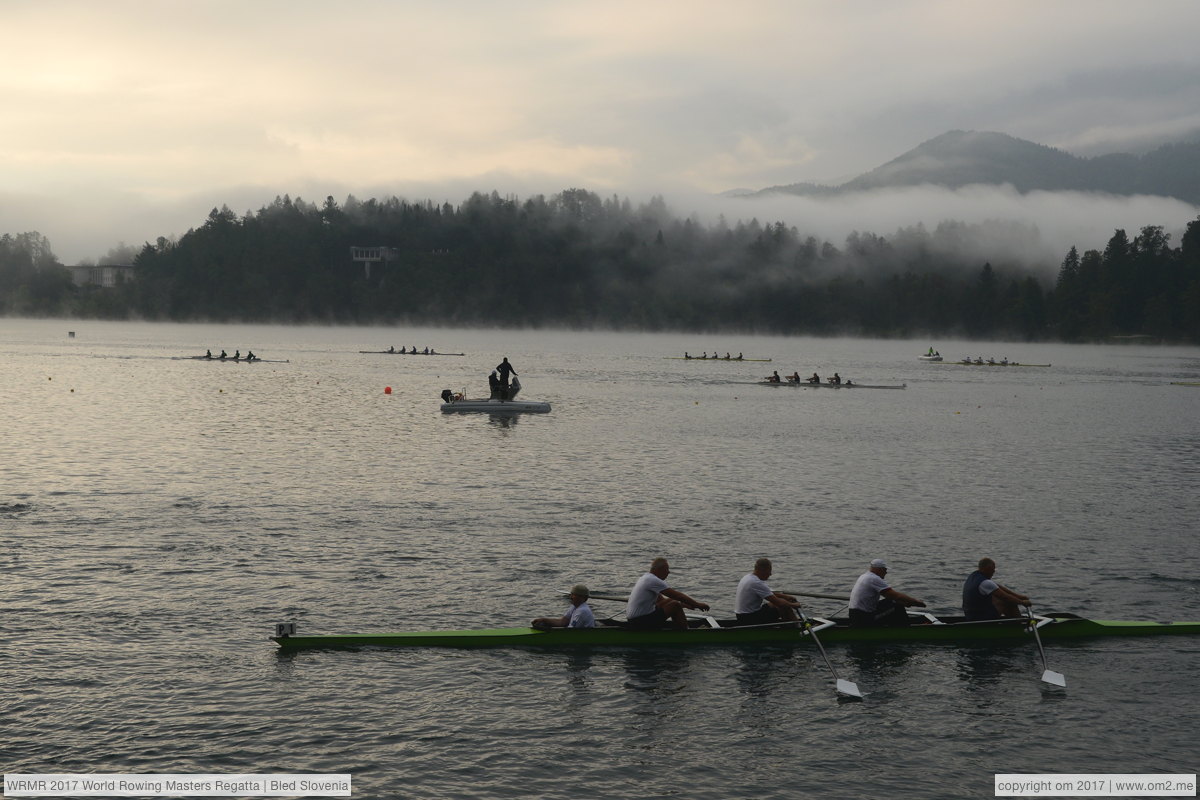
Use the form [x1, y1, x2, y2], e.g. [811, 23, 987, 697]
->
[938, 361, 1052, 367]
[360, 350, 465, 356]
[759, 381, 907, 390]
[272, 612, 1200, 651]
[667, 356, 772, 362]
[173, 355, 290, 363]
[1170, 381, 1200, 387]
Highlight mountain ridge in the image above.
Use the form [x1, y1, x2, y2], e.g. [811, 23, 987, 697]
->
[751, 130, 1200, 204]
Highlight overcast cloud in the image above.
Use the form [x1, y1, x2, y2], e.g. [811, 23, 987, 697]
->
[2, 0, 1199, 264]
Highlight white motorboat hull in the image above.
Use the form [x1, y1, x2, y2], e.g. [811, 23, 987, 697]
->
[441, 398, 551, 413]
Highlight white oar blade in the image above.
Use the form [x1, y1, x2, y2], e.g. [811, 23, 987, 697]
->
[1041, 669, 1067, 688]
[836, 678, 864, 699]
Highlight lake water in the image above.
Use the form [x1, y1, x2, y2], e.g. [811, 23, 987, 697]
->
[2, 318, 1199, 799]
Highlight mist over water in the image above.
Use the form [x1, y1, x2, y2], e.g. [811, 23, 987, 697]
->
[675, 185, 1200, 279]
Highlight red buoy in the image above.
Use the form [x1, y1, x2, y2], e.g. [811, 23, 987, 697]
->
[384, 386, 392, 394]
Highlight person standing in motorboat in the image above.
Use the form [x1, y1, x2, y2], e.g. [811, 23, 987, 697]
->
[495, 357, 517, 398]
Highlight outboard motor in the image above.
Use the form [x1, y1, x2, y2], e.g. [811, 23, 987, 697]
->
[440, 389, 453, 403]
[507, 376, 521, 400]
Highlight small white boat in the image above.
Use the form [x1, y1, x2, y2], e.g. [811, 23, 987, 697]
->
[440, 377, 551, 413]
[918, 354, 943, 362]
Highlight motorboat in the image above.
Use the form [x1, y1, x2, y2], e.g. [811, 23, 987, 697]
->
[440, 377, 551, 413]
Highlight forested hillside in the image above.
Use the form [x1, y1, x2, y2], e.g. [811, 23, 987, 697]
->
[2, 189, 1198, 342]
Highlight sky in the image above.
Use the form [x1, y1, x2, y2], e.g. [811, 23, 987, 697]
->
[3, 0, 1200, 266]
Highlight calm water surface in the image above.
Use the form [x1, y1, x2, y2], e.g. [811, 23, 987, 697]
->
[2, 319, 1199, 799]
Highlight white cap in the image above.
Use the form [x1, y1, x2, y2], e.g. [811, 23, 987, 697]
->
[870, 559, 888, 569]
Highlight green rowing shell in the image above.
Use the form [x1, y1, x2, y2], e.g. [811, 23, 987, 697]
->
[272, 617, 1200, 651]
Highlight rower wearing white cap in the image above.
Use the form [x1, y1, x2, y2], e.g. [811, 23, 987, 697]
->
[531, 585, 595, 630]
[848, 559, 926, 626]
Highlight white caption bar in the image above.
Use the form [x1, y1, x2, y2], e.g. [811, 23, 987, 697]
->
[996, 774, 1196, 797]
[3, 774, 351, 797]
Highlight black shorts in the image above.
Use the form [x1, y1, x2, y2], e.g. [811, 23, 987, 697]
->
[626, 608, 669, 629]
[849, 599, 910, 627]
[736, 606, 782, 625]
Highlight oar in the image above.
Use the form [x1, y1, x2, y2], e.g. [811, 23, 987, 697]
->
[1026, 607, 1066, 687]
[781, 591, 850, 602]
[797, 608, 862, 699]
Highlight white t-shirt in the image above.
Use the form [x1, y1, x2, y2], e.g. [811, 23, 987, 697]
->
[626, 572, 669, 618]
[973, 578, 999, 597]
[849, 571, 890, 612]
[735, 573, 774, 614]
[567, 603, 595, 629]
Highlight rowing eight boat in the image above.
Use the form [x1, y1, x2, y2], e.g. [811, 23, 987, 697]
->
[271, 613, 1199, 651]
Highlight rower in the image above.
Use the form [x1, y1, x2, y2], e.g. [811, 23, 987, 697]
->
[963, 558, 1031, 620]
[625, 557, 709, 630]
[684, 352, 691, 359]
[246, 351, 256, 361]
[205, 349, 212, 359]
[219, 350, 228, 360]
[831, 372, 841, 385]
[848, 559, 925, 626]
[234, 350, 241, 360]
[735, 558, 801, 624]
[787, 372, 800, 383]
[388, 346, 395, 353]
[766, 370, 781, 383]
[808, 373, 820, 384]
